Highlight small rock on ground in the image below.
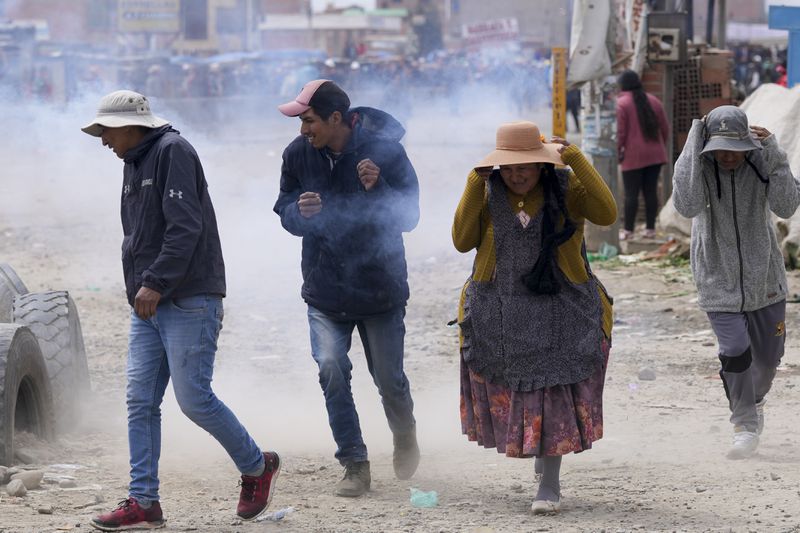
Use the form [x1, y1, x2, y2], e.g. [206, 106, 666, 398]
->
[6, 479, 27, 497]
[10, 469, 45, 490]
[638, 367, 657, 381]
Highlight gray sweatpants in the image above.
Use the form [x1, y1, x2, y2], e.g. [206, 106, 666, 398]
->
[707, 300, 786, 432]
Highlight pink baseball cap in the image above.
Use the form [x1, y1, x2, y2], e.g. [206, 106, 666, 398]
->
[278, 80, 350, 117]
[278, 79, 332, 117]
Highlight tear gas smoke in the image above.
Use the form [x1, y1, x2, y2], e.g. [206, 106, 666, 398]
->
[0, 53, 555, 465]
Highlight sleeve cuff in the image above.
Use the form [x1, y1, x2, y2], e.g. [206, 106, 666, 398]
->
[467, 169, 486, 184]
[140, 279, 164, 294]
[560, 144, 586, 167]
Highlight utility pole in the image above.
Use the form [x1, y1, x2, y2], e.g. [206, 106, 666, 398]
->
[718, 0, 727, 48]
[686, 0, 693, 42]
[706, 0, 715, 45]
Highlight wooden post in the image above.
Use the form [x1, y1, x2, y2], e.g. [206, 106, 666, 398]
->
[552, 47, 567, 138]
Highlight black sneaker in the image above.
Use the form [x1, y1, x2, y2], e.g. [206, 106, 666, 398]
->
[335, 460, 371, 497]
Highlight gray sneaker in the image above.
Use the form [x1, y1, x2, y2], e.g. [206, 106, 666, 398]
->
[393, 428, 420, 480]
[335, 460, 371, 497]
[755, 398, 766, 435]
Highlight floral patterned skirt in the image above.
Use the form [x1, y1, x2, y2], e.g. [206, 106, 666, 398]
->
[460, 337, 610, 458]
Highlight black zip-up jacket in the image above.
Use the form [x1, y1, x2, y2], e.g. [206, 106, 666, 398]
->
[273, 107, 420, 318]
[120, 126, 226, 307]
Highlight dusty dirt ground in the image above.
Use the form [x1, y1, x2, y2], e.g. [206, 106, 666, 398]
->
[2, 99, 800, 533]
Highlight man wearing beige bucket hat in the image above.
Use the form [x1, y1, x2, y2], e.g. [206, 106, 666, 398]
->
[674, 105, 800, 460]
[453, 121, 617, 515]
[82, 90, 281, 530]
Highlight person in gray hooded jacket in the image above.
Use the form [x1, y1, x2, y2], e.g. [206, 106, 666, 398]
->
[673, 105, 800, 459]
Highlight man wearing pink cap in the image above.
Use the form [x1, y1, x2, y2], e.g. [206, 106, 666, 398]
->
[274, 79, 420, 497]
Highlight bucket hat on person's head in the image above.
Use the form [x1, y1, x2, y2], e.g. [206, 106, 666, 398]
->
[700, 105, 761, 154]
[81, 90, 169, 137]
[475, 121, 564, 169]
[277, 79, 350, 117]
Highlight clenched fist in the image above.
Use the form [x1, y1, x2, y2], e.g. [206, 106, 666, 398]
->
[298, 191, 322, 218]
[357, 158, 380, 191]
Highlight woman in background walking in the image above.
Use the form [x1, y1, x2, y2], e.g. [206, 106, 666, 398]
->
[616, 69, 669, 240]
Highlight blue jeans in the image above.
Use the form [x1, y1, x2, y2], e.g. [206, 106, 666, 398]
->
[127, 295, 263, 505]
[307, 305, 416, 465]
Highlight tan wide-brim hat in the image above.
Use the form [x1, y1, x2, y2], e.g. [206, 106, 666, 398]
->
[475, 121, 563, 168]
[81, 90, 169, 137]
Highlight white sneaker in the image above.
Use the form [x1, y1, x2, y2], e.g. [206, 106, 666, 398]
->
[755, 398, 766, 435]
[727, 427, 759, 459]
[531, 498, 561, 515]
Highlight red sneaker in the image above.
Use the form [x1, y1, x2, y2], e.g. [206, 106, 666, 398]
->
[91, 498, 165, 531]
[237, 451, 281, 520]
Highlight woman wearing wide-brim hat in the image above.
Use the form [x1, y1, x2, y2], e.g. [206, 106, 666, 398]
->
[452, 121, 617, 514]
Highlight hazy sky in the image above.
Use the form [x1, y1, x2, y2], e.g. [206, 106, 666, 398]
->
[312, 0, 800, 12]
[311, 0, 376, 10]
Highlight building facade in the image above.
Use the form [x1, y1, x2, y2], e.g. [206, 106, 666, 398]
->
[4, 0, 273, 54]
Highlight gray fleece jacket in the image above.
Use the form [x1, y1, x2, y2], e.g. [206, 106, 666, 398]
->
[673, 119, 800, 313]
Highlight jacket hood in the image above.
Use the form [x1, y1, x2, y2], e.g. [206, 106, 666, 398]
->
[124, 125, 178, 163]
[349, 106, 405, 145]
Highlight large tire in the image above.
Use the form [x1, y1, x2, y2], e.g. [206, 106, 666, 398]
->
[13, 291, 90, 432]
[0, 264, 28, 323]
[0, 324, 55, 466]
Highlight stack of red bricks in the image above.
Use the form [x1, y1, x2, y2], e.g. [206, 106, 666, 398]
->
[672, 49, 734, 160]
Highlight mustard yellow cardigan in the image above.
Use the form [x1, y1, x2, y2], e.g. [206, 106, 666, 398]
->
[452, 144, 617, 338]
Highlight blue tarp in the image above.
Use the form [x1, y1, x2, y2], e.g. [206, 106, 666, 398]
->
[169, 49, 327, 65]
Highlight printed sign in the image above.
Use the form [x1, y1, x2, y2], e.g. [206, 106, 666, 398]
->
[118, 0, 180, 33]
[461, 18, 519, 47]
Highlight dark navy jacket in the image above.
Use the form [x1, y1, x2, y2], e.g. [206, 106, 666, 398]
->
[120, 126, 226, 307]
[273, 107, 420, 318]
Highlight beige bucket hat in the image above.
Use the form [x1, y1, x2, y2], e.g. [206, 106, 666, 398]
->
[81, 90, 169, 137]
[476, 121, 563, 168]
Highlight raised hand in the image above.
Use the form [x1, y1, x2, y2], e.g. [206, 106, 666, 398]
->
[549, 136, 571, 155]
[298, 191, 323, 218]
[750, 125, 771, 140]
[357, 158, 381, 191]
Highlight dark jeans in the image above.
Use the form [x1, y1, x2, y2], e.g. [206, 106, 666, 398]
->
[622, 164, 662, 231]
[307, 305, 415, 465]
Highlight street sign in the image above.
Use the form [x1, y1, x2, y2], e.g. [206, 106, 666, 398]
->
[461, 18, 519, 47]
[769, 5, 800, 87]
[118, 0, 180, 33]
